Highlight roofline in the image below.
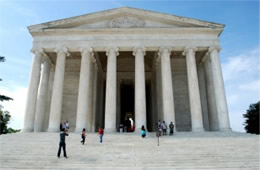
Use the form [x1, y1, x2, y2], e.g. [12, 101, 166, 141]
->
[29, 27, 224, 37]
[28, 7, 225, 32]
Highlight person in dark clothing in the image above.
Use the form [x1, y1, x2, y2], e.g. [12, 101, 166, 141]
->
[124, 117, 131, 132]
[169, 122, 174, 135]
[57, 128, 68, 158]
[156, 120, 162, 136]
[59, 123, 63, 131]
[81, 128, 86, 145]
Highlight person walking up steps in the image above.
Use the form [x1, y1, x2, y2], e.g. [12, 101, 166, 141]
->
[98, 127, 104, 143]
[81, 128, 86, 145]
[57, 128, 68, 158]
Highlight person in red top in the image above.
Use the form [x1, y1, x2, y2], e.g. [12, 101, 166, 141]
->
[98, 127, 104, 143]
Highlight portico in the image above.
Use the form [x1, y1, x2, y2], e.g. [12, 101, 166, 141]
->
[23, 7, 231, 133]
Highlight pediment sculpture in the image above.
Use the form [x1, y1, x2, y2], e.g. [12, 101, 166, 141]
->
[108, 16, 145, 28]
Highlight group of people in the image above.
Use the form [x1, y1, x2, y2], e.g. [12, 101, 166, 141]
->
[59, 121, 69, 131]
[156, 120, 174, 136]
[122, 117, 134, 132]
[140, 120, 174, 138]
[57, 121, 104, 159]
[80, 127, 104, 145]
[57, 120, 175, 158]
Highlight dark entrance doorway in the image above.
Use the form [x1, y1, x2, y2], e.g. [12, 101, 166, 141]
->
[120, 81, 135, 132]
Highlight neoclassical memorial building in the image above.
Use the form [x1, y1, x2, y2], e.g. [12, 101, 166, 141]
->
[23, 7, 231, 133]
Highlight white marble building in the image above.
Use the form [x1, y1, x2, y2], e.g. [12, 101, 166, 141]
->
[23, 7, 231, 133]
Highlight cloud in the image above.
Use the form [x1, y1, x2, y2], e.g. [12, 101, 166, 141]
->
[226, 94, 238, 105]
[239, 79, 260, 91]
[7, 1, 40, 21]
[222, 48, 260, 81]
[229, 111, 245, 132]
[222, 47, 260, 132]
[0, 86, 27, 130]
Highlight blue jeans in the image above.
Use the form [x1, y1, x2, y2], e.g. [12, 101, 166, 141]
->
[99, 135, 103, 143]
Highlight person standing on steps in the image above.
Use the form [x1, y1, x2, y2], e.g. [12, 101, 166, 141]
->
[81, 128, 86, 145]
[98, 127, 104, 143]
[162, 121, 167, 136]
[65, 120, 70, 130]
[141, 125, 146, 138]
[156, 120, 162, 136]
[57, 128, 68, 158]
[62, 122, 66, 130]
[59, 123, 63, 131]
[169, 122, 174, 135]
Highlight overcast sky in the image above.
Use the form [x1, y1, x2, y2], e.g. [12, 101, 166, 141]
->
[0, 0, 259, 132]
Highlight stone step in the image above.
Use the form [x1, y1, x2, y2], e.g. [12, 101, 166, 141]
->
[0, 132, 259, 169]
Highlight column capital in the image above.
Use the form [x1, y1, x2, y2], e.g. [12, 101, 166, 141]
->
[79, 47, 93, 56]
[55, 47, 69, 56]
[158, 46, 172, 56]
[208, 46, 221, 53]
[31, 48, 45, 56]
[182, 46, 198, 56]
[133, 47, 146, 56]
[106, 47, 119, 56]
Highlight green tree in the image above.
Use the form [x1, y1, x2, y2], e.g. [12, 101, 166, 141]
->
[0, 56, 13, 101]
[243, 101, 259, 134]
[0, 105, 20, 134]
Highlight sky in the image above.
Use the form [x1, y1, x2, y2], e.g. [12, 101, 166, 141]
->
[0, 0, 259, 132]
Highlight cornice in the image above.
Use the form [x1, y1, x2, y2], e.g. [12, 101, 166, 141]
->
[30, 27, 223, 37]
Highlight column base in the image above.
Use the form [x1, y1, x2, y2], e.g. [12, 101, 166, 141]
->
[47, 128, 60, 132]
[134, 129, 141, 134]
[192, 127, 205, 132]
[74, 128, 84, 133]
[219, 127, 232, 132]
[104, 128, 117, 133]
[21, 128, 33, 132]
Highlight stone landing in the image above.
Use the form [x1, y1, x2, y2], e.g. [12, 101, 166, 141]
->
[0, 132, 259, 169]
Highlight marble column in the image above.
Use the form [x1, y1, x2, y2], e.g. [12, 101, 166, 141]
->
[48, 47, 68, 132]
[159, 47, 176, 126]
[86, 59, 94, 132]
[133, 47, 147, 130]
[104, 47, 119, 132]
[34, 56, 51, 132]
[198, 63, 210, 131]
[203, 56, 219, 131]
[92, 64, 98, 132]
[183, 47, 204, 132]
[22, 49, 43, 132]
[44, 66, 55, 131]
[155, 60, 162, 121]
[75, 48, 93, 132]
[209, 46, 231, 131]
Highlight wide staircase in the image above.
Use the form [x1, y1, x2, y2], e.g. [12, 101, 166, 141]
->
[0, 132, 259, 169]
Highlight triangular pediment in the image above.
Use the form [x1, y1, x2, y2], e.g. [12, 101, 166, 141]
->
[28, 7, 224, 32]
